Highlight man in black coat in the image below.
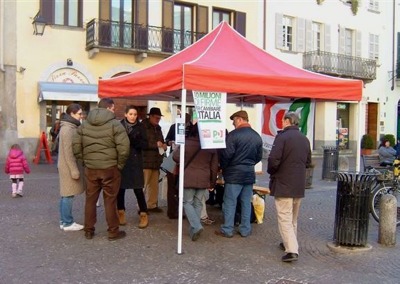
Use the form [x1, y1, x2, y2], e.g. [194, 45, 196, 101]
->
[268, 112, 312, 263]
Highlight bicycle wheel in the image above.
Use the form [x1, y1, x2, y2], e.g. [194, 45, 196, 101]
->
[370, 185, 400, 226]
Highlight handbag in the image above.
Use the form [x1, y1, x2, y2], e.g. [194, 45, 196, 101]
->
[161, 154, 176, 174]
[173, 146, 201, 175]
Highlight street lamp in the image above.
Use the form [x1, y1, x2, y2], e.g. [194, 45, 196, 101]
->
[32, 12, 46, 36]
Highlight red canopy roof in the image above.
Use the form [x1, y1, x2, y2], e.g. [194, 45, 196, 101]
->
[99, 22, 362, 102]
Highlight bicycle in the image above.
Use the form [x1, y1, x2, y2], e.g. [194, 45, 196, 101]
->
[369, 159, 400, 226]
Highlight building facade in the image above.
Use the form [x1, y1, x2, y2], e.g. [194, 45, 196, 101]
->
[265, 0, 399, 153]
[0, 0, 398, 161]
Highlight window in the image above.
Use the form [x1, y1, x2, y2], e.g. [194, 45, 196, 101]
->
[368, 0, 380, 12]
[213, 9, 230, 29]
[98, 0, 147, 49]
[174, 3, 193, 52]
[282, 16, 293, 51]
[41, 0, 83, 27]
[344, 28, 353, 56]
[212, 7, 246, 36]
[110, 0, 132, 48]
[311, 22, 321, 51]
[162, 0, 208, 53]
[369, 34, 379, 60]
[338, 26, 360, 57]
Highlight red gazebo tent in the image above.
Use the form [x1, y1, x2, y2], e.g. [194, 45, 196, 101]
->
[99, 22, 362, 103]
[98, 22, 363, 254]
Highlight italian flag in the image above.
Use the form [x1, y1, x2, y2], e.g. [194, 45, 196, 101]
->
[262, 98, 314, 150]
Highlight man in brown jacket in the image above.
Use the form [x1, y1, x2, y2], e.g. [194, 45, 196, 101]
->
[141, 107, 167, 212]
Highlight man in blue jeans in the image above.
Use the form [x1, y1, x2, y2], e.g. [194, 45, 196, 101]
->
[215, 110, 263, 238]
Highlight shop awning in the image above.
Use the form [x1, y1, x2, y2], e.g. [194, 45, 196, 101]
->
[38, 82, 98, 102]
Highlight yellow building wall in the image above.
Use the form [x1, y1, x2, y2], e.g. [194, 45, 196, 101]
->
[12, 0, 263, 159]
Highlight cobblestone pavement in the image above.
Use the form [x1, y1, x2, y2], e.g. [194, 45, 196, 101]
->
[0, 157, 399, 284]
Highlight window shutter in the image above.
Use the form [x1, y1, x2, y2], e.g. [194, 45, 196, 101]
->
[376, 35, 379, 59]
[368, 33, 373, 59]
[296, 18, 305, 53]
[77, 0, 83, 27]
[338, 26, 345, 54]
[234, 11, 246, 37]
[99, 0, 111, 21]
[135, 0, 148, 25]
[396, 33, 400, 79]
[98, 0, 111, 46]
[162, 0, 174, 52]
[324, 24, 331, 52]
[41, 0, 54, 24]
[275, 13, 283, 49]
[355, 30, 362, 57]
[196, 5, 208, 37]
[305, 20, 312, 52]
[134, 0, 148, 50]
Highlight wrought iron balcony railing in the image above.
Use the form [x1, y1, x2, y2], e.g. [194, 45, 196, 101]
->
[86, 19, 206, 56]
[303, 51, 377, 81]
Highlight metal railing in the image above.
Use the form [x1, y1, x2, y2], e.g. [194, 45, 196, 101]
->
[303, 50, 377, 81]
[86, 19, 206, 54]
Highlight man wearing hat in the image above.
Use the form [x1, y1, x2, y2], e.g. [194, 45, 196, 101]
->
[216, 110, 263, 238]
[142, 107, 168, 212]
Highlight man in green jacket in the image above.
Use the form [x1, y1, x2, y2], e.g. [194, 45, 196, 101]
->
[73, 98, 130, 241]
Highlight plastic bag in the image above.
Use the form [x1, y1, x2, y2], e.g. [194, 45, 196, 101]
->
[252, 193, 265, 224]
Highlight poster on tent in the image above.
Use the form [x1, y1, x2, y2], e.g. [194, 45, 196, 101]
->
[193, 91, 227, 149]
[262, 98, 315, 151]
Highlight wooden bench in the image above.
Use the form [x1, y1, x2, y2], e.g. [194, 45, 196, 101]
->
[362, 154, 385, 172]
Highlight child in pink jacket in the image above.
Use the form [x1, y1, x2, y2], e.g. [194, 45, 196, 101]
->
[4, 144, 31, 197]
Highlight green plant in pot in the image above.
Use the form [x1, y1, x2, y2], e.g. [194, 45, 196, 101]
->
[383, 134, 395, 147]
[361, 134, 374, 154]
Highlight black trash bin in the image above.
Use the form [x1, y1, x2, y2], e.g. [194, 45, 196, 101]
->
[322, 146, 338, 181]
[333, 172, 376, 246]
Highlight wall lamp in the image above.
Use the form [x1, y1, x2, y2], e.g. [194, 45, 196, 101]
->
[32, 11, 46, 36]
[17, 67, 26, 74]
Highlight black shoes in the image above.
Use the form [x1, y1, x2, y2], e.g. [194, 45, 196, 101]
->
[279, 242, 286, 251]
[108, 231, 126, 241]
[214, 230, 233, 238]
[281, 253, 299, 262]
[85, 231, 94, 240]
[148, 207, 163, 213]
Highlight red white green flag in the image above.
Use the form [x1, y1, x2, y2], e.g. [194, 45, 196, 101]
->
[262, 98, 314, 150]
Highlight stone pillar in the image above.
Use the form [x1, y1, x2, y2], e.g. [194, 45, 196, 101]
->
[378, 194, 397, 246]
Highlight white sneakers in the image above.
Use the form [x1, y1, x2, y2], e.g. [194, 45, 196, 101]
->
[62, 222, 84, 231]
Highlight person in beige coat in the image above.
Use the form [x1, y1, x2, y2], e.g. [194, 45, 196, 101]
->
[58, 104, 85, 231]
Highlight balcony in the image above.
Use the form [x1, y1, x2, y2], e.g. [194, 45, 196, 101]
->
[86, 19, 206, 61]
[303, 51, 377, 82]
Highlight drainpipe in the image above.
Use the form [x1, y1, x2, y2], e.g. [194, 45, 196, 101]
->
[0, 0, 5, 72]
[263, 0, 266, 50]
[392, 0, 395, 91]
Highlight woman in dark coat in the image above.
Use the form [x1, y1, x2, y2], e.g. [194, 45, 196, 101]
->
[173, 125, 219, 241]
[118, 105, 149, 228]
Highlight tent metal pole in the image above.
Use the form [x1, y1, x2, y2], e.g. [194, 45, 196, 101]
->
[177, 89, 187, 254]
